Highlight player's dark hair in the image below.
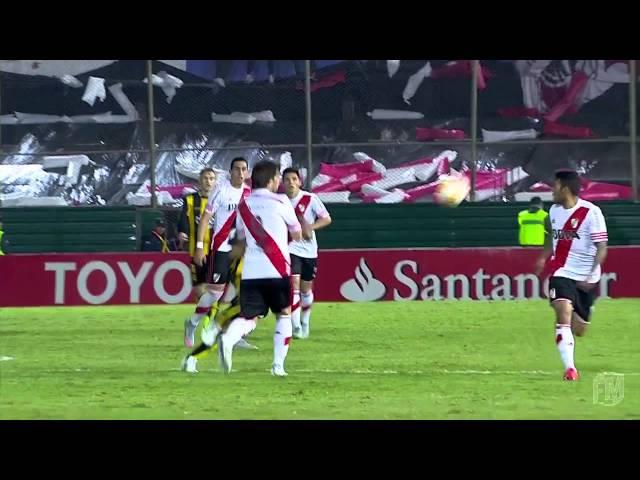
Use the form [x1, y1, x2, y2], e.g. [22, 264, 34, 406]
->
[282, 167, 301, 180]
[230, 157, 248, 171]
[555, 170, 581, 196]
[252, 160, 279, 189]
[199, 167, 215, 178]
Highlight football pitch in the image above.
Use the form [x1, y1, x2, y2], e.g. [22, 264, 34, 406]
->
[1, 300, 638, 420]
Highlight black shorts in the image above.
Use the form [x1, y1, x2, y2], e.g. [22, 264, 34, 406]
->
[548, 276, 596, 322]
[206, 251, 232, 285]
[240, 277, 291, 319]
[191, 261, 208, 285]
[291, 254, 318, 282]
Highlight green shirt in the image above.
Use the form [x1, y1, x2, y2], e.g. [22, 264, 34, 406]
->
[518, 209, 548, 246]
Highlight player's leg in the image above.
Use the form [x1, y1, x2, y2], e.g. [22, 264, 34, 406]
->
[184, 252, 224, 348]
[571, 287, 595, 337]
[220, 301, 258, 350]
[182, 298, 241, 373]
[290, 255, 303, 337]
[571, 313, 590, 337]
[201, 280, 234, 347]
[209, 258, 257, 350]
[182, 293, 251, 374]
[269, 277, 294, 377]
[181, 341, 214, 374]
[300, 281, 313, 338]
[299, 257, 317, 338]
[184, 252, 229, 348]
[549, 277, 579, 380]
[217, 280, 263, 374]
[297, 257, 317, 338]
[182, 270, 219, 372]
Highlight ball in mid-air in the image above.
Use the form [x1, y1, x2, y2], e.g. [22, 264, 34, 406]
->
[433, 176, 470, 207]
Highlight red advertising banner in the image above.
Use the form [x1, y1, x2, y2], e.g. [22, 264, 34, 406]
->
[0, 253, 193, 307]
[0, 247, 637, 307]
[315, 247, 637, 301]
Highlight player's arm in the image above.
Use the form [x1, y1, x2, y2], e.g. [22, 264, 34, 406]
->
[311, 216, 332, 231]
[309, 196, 332, 231]
[590, 242, 608, 276]
[587, 207, 608, 282]
[284, 202, 303, 242]
[534, 214, 553, 275]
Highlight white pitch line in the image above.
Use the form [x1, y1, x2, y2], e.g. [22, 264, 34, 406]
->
[168, 367, 640, 377]
[31, 367, 640, 377]
[0, 356, 15, 362]
[284, 368, 640, 376]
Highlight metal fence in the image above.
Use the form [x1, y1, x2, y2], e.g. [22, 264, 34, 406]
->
[0, 60, 638, 206]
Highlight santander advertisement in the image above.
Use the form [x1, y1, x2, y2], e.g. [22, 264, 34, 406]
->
[0, 247, 637, 307]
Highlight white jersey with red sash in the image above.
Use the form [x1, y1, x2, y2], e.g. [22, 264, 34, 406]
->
[236, 188, 302, 280]
[288, 190, 330, 259]
[548, 198, 608, 282]
[205, 179, 251, 254]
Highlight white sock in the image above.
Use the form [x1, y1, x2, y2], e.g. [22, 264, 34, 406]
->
[556, 324, 575, 370]
[291, 289, 301, 330]
[189, 290, 223, 327]
[222, 317, 257, 347]
[274, 315, 292, 368]
[301, 291, 314, 326]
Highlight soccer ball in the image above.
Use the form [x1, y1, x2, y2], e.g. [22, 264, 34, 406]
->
[433, 176, 470, 207]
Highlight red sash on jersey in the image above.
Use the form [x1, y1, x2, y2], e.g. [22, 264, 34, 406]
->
[295, 194, 313, 218]
[238, 200, 290, 278]
[210, 187, 250, 254]
[548, 206, 590, 274]
[288, 194, 312, 243]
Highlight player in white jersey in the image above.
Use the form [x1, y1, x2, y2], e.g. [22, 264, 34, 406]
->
[535, 170, 608, 381]
[282, 167, 332, 339]
[184, 157, 251, 349]
[217, 160, 303, 377]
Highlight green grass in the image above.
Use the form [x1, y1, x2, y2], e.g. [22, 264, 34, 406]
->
[1, 300, 638, 419]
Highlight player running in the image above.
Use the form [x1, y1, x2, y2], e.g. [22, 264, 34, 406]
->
[535, 170, 608, 381]
[184, 158, 250, 348]
[181, 256, 255, 373]
[217, 160, 304, 376]
[282, 167, 332, 339]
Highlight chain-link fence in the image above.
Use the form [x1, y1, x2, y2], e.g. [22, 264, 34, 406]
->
[1, 59, 638, 211]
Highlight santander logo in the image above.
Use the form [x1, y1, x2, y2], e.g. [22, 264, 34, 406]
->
[339, 257, 386, 302]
